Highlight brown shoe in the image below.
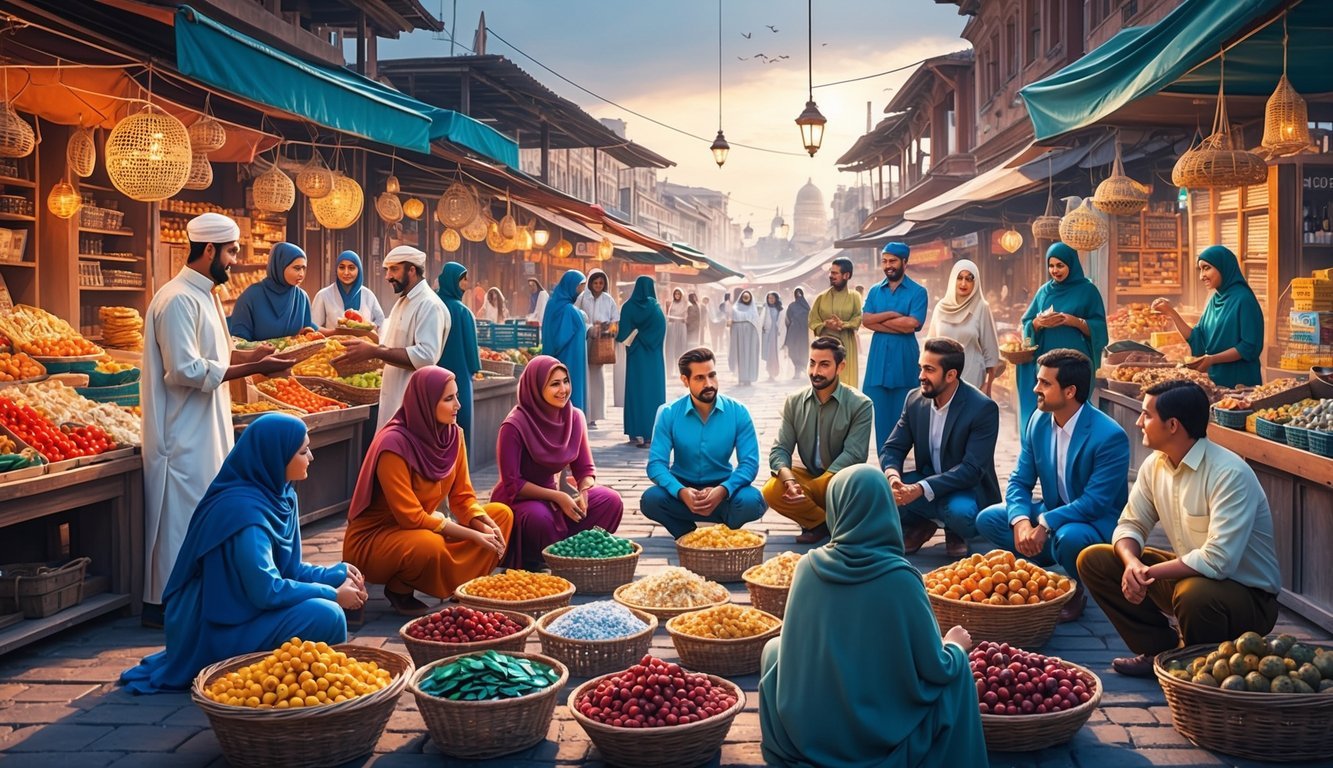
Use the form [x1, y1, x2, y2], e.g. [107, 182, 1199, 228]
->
[901, 520, 938, 555]
[1057, 587, 1087, 623]
[384, 587, 432, 617]
[795, 523, 830, 544]
[945, 529, 969, 558]
[1111, 652, 1156, 678]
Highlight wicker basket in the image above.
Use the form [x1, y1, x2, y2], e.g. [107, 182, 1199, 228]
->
[1308, 429, 1333, 459]
[542, 542, 641, 594]
[567, 673, 745, 768]
[331, 354, 384, 378]
[409, 651, 568, 760]
[1211, 407, 1251, 430]
[1091, 145, 1149, 217]
[1059, 199, 1109, 251]
[664, 609, 781, 676]
[397, 609, 536, 667]
[454, 578, 575, 618]
[981, 660, 1102, 751]
[742, 566, 791, 619]
[999, 346, 1037, 366]
[535, 605, 657, 677]
[675, 535, 766, 582]
[480, 357, 516, 377]
[612, 582, 731, 622]
[927, 586, 1075, 648]
[0, 557, 90, 618]
[296, 375, 380, 406]
[253, 378, 347, 414]
[1255, 417, 1288, 444]
[1154, 644, 1333, 762]
[1285, 424, 1312, 451]
[190, 644, 411, 768]
[275, 339, 328, 365]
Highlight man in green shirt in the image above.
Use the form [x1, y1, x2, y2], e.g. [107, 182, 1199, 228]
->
[1077, 380, 1280, 677]
[762, 336, 874, 544]
[808, 258, 863, 388]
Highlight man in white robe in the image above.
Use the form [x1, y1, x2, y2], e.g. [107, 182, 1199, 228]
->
[575, 268, 619, 428]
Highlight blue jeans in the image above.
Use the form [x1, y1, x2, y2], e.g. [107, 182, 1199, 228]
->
[864, 385, 911, 460]
[640, 484, 767, 540]
[897, 470, 979, 539]
[976, 502, 1106, 578]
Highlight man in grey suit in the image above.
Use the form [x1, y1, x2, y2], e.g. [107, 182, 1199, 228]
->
[881, 337, 1001, 557]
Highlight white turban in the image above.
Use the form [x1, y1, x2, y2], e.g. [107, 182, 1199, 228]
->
[384, 245, 426, 268]
[186, 212, 241, 244]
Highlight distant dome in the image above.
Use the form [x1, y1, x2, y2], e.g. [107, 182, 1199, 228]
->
[770, 207, 784, 235]
[793, 178, 826, 243]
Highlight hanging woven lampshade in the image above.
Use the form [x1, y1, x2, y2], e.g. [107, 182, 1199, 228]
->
[47, 178, 82, 219]
[1259, 14, 1314, 159]
[1031, 162, 1061, 241]
[533, 228, 550, 248]
[597, 236, 614, 261]
[402, 197, 425, 220]
[999, 227, 1024, 254]
[375, 192, 403, 223]
[460, 214, 490, 242]
[105, 106, 192, 201]
[1059, 198, 1109, 251]
[296, 154, 335, 199]
[1172, 53, 1268, 190]
[438, 181, 479, 228]
[487, 220, 516, 253]
[309, 173, 363, 229]
[440, 228, 461, 252]
[0, 103, 35, 159]
[498, 211, 518, 239]
[516, 226, 535, 251]
[184, 152, 213, 190]
[67, 127, 96, 178]
[553, 238, 573, 259]
[1092, 142, 1149, 216]
[252, 164, 295, 213]
[384, 174, 400, 194]
[188, 116, 226, 154]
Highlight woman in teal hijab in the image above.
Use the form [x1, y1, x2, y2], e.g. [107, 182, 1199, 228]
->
[228, 242, 315, 341]
[1016, 243, 1108, 430]
[1151, 245, 1263, 388]
[541, 269, 588, 412]
[436, 262, 482, 451]
[615, 276, 667, 446]
[759, 465, 986, 767]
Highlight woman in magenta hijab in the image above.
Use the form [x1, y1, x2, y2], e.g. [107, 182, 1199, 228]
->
[492, 355, 624, 569]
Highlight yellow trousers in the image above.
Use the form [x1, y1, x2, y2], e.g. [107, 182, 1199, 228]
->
[761, 468, 833, 530]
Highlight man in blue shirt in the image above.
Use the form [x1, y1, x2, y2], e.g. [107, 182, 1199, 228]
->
[642, 347, 766, 539]
[862, 242, 929, 459]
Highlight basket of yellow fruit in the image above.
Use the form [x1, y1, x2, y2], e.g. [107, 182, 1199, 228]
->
[675, 525, 766, 582]
[665, 604, 782, 676]
[191, 638, 413, 768]
[297, 371, 382, 406]
[86, 358, 137, 387]
[999, 337, 1038, 366]
[923, 550, 1076, 649]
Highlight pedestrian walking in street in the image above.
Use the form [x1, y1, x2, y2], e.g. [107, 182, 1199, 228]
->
[783, 286, 810, 380]
[863, 242, 929, 453]
[1151, 244, 1264, 388]
[664, 287, 689, 366]
[435, 262, 482, 452]
[808, 258, 862, 388]
[480, 286, 507, 324]
[227, 241, 316, 341]
[928, 259, 1002, 396]
[760, 291, 784, 382]
[576, 268, 619, 428]
[759, 465, 988, 768]
[712, 291, 731, 355]
[541, 269, 589, 413]
[526, 278, 549, 323]
[729, 290, 762, 386]
[311, 250, 385, 332]
[616, 276, 667, 447]
[492, 356, 624, 570]
[700, 295, 715, 347]
[686, 292, 703, 347]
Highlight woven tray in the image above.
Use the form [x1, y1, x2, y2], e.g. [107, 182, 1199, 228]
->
[253, 377, 348, 414]
[270, 339, 328, 365]
[30, 352, 103, 365]
[665, 609, 782, 676]
[409, 651, 568, 760]
[1255, 417, 1288, 444]
[567, 673, 745, 768]
[542, 542, 641, 594]
[742, 567, 791, 619]
[295, 375, 380, 406]
[454, 578, 575, 618]
[331, 354, 384, 378]
[535, 605, 657, 677]
[328, 326, 379, 344]
[675, 536, 766, 582]
[0, 557, 90, 618]
[999, 347, 1037, 366]
[1309, 429, 1333, 459]
[1154, 644, 1333, 762]
[981, 660, 1102, 751]
[612, 582, 731, 622]
[190, 644, 412, 768]
[480, 357, 516, 376]
[397, 609, 536, 668]
[927, 585, 1075, 648]
[1211, 407, 1251, 430]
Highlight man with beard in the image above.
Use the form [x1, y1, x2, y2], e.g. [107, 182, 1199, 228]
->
[881, 338, 1000, 558]
[641, 347, 766, 538]
[761, 337, 873, 544]
[863, 242, 929, 456]
[575, 268, 619, 428]
[141, 213, 298, 628]
[337, 245, 448, 430]
[808, 258, 861, 388]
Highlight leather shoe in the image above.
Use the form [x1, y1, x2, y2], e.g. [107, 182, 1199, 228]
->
[901, 520, 938, 555]
[1057, 587, 1087, 623]
[384, 587, 433, 617]
[945, 529, 969, 558]
[1111, 652, 1156, 678]
[795, 523, 830, 544]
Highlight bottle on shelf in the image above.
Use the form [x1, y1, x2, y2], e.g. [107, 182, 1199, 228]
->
[1302, 202, 1315, 243]
[1322, 203, 1331, 241]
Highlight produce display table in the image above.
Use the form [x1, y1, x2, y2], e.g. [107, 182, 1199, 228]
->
[0, 455, 143, 656]
[237, 405, 372, 525]
[1097, 388, 1333, 632]
[471, 376, 518, 469]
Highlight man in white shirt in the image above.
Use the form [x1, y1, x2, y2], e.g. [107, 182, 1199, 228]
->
[575, 268, 619, 428]
[141, 213, 297, 627]
[336, 246, 449, 429]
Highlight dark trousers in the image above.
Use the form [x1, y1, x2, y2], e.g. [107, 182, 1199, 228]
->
[640, 484, 766, 540]
[1076, 544, 1279, 656]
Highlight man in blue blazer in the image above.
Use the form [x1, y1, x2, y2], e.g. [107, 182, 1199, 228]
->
[976, 348, 1130, 622]
[882, 337, 1001, 557]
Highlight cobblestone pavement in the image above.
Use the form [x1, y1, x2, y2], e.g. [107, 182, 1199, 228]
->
[0, 356, 1329, 767]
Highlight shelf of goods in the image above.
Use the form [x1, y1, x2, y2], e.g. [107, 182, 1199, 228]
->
[1113, 211, 1182, 297]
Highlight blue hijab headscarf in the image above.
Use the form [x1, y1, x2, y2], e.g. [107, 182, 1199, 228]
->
[1190, 245, 1263, 387]
[336, 250, 364, 312]
[435, 262, 482, 448]
[227, 242, 314, 340]
[541, 269, 588, 412]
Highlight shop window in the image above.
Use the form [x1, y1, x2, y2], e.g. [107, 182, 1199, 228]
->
[1005, 16, 1018, 79]
[946, 105, 958, 156]
[986, 35, 999, 97]
[1026, 0, 1040, 65]
[1047, 0, 1063, 51]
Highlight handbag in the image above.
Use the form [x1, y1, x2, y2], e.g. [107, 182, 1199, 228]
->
[589, 333, 616, 365]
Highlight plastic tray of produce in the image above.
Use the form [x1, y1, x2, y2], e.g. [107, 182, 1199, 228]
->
[1254, 418, 1288, 444]
[1210, 407, 1251, 430]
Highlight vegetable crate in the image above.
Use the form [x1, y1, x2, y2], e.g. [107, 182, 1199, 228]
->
[475, 320, 495, 347]
[0, 557, 90, 618]
[509, 322, 540, 347]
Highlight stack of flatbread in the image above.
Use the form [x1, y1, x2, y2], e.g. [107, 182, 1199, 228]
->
[99, 306, 144, 350]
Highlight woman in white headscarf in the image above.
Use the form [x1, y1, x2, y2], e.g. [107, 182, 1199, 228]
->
[927, 259, 1002, 396]
[663, 287, 688, 367]
[729, 290, 763, 386]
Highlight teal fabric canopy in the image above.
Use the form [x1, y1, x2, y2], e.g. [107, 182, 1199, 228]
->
[174, 6, 518, 166]
[1018, 0, 1333, 142]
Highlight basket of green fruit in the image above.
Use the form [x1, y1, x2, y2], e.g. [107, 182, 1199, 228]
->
[296, 371, 381, 405]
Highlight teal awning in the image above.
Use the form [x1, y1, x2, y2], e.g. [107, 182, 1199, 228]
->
[174, 6, 518, 166]
[669, 242, 745, 280]
[1019, 0, 1333, 142]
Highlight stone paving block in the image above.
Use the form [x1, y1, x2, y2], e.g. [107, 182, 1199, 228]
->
[1131, 747, 1234, 766]
[0, 701, 82, 723]
[0, 683, 26, 700]
[0, 752, 126, 768]
[73, 703, 180, 725]
[1149, 705, 1176, 725]
[160, 706, 210, 728]
[2, 723, 115, 751]
[172, 728, 221, 755]
[106, 752, 224, 768]
[10, 683, 100, 702]
[84, 724, 198, 752]
[1101, 706, 1157, 725]
[375, 730, 426, 753]
[1127, 725, 1194, 748]
[1077, 723, 1132, 745]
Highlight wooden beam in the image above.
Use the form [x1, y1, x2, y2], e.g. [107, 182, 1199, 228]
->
[356, 11, 367, 75]
[189, 0, 345, 66]
[540, 120, 550, 184]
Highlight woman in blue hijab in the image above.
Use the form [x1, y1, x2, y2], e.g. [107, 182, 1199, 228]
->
[436, 261, 482, 450]
[1016, 243, 1108, 430]
[1151, 245, 1263, 388]
[541, 269, 588, 412]
[311, 250, 386, 332]
[228, 242, 316, 341]
[615, 276, 667, 447]
[120, 414, 366, 693]
[759, 466, 987, 767]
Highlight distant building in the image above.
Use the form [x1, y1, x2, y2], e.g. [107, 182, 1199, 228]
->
[792, 178, 830, 251]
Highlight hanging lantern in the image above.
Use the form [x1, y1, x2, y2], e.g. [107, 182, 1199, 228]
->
[1259, 14, 1314, 160]
[1059, 198, 1109, 251]
[47, 178, 82, 219]
[597, 236, 614, 261]
[999, 227, 1024, 254]
[438, 181, 479, 227]
[0, 103, 35, 159]
[105, 106, 192, 201]
[533, 228, 550, 248]
[67, 127, 96, 178]
[516, 226, 535, 251]
[187, 116, 226, 154]
[440, 228, 461, 252]
[309, 173, 363, 229]
[252, 164, 295, 213]
[1092, 142, 1149, 216]
[384, 174, 400, 194]
[487, 220, 516, 253]
[498, 211, 518, 239]
[553, 238, 573, 259]
[402, 197, 425, 220]
[1172, 54, 1268, 190]
[375, 192, 403, 223]
[184, 152, 213, 190]
[460, 214, 490, 242]
[296, 154, 335, 199]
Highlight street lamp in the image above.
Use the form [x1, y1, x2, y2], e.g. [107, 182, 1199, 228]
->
[795, 0, 826, 157]
[711, 0, 730, 167]
[710, 131, 730, 167]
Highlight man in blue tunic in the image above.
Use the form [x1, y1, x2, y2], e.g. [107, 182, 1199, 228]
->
[862, 242, 929, 459]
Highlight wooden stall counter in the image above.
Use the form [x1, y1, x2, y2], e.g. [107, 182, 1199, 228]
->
[471, 375, 518, 470]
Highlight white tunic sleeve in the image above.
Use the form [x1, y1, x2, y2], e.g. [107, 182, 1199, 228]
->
[405, 297, 449, 369]
[156, 295, 227, 392]
[310, 285, 339, 329]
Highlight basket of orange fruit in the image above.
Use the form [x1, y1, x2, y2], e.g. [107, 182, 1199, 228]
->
[253, 376, 348, 414]
[0, 352, 46, 384]
[923, 550, 1076, 649]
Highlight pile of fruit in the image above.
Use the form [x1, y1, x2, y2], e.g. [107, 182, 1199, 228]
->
[255, 377, 346, 413]
[202, 638, 393, 708]
[98, 307, 144, 350]
[0, 352, 44, 381]
[231, 401, 301, 417]
[235, 330, 325, 352]
[677, 525, 764, 549]
[417, 650, 560, 702]
[1130, 366, 1222, 401]
[670, 604, 778, 639]
[1239, 378, 1304, 402]
[1214, 395, 1253, 411]
[745, 552, 803, 587]
[480, 347, 538, 365]
[460, 570, 572, 602]
[406, 606, 525, 645]
[0, 305, 101, 357]
[548, 528, 636, 559]
[94, 359, 134, 375]
[1162, 632, 1333, 693]
[0, 397, 114, 461]
[1284, 399, 1333, 433]
[925, 550, 1073, 606]
[575, 655, 738, 728]
[1108, 365, 1159, 383]
[0, 431, 41, 471]
[618, 567, 728, 608]
[292, 340, 346, 378]
[1108, 303, 1169, 340]
[339, 372, 382, 389]
[970, 641, 1095, 715]
[1252, 398, 1320, 426]
[4, 381, 139, 446]
[999, 339, 1036, 355]
[336, 310, 375, 332]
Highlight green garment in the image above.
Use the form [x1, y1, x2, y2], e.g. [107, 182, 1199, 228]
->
[435, 262, 482, 452]
[1189, 245, 1263, 388]
[809, 287, 863, 388]
[768, 383, 874, 476]
[759, 466, 989, 768]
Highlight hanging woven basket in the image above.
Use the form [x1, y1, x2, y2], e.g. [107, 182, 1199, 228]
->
[47, 179, 82, 219]
[188, 116, 227, 154]
[498, 212, 518, 239]
[438, 181, 479, 228]
[486, 220, 516, 253]
[402, 197, 425, 220]
[252, 165, 295, 213]
[0, 103, 35, 159]
[460, 213, 490, 242]
[296, 154, 335, 199]
[105, 106, 192, 201]
[384, 174, 400, 194]
[440, 228, 461, 252]
[1171, 56, 1269, 191]
[1259, 74, 1313, 159]
[553, 238, 573, 259]
[375, 192, 403, 223]
[1092, 143, 1149, 216]
[310, 173, 364, 229]
[1059, 199, 1109, 251]
[67, 127, 96, 178]
[184, 152, 213, 190]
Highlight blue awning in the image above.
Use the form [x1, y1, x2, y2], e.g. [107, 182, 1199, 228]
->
[173, 6, 518, 166]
